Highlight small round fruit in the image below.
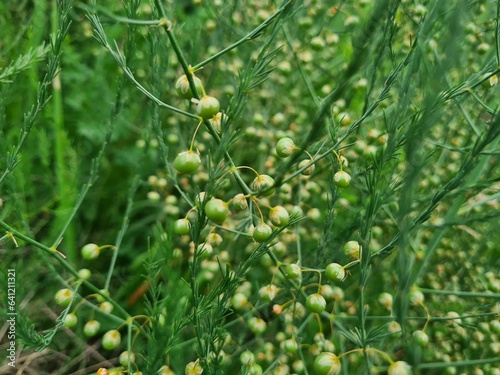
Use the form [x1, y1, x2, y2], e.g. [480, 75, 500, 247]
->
[97, 369, 109, 375]
[240, 350, 255, 365]
[285, 264, 302, 280]
[84, 320, 101, 337]
[325, 263, 345, 282]
[378, 292, 393, 310]
[253, 223, 273, 243]
[232, 193, 248, 210]
[334, 170, 351, 188]
[102, 329, 121, 350]
[299, 159, 315, 175]
[81, 243, 100, 260]
[388, 361, 412, 375]
[173, 150, 201, 174]
[413, 330, 429, 347]
[78, 268, 92, 280]
[251, 174, 275, 196]
[343, 241, 360, 259]
[269, 206, 289, 227]
[313, 352, 341, 375]
[197, 95, 220, 119]
[209, 112, 228, 133]
[276, 137, 296, 157]
[119, 351, 136, 366]
[282, 338, 298, 354]
[64, 313, 78, 328]
[205, 198, 229, 224]
[306, 293, 327, 314]
[174, 218, 191, 235]
[55, 288, 73, 307]
[247, 317, 267, 335]
[99, 301, 114, 314]
[175, 74, 204, 99]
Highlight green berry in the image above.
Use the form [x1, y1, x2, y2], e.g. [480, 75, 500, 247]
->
[334, 170, 351, 188]
[299, 159, 315, 175]
[269, 205, 290, 227]
[276, 137, 296, 157]
[173, 150, 201, 174]
[285, 263, 302, 280]
[175, 74, 204, 99]
[64, 313, 78, 328]
[378, 292, 393, 310]
[209, 112, 227, 133]
[413, 330, 429, 347]
[282, 338, 298, 354]
[81, 243, 100, 260]
[205, 198, 229, 224]
[252, 223, 273, 243]
[313, 352, 341, 375]
[232, 193, 248, 210]
[252, 174, 275, 196]
[84, 320, 101, 337]
[240, 350, 255, 365]
[99, 301, 114, 314]
[174, 218, 191, 235]
[78, 268, 92, 280]
[102, 329, 121, 350]
[232, 292, 249, 310]
[388, 361, 412, 375]
[197, 95, 220, 119]
[343, 241, 360, 259]
[55, 288, 73, 307]
[119, 351, 136, 366]
[247, 317, 267, 335]
[325, 263, 346, 282]
[306, 293, 327, 314]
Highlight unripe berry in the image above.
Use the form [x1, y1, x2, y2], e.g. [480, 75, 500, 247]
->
[413, 330, 429, 347]
[247, 317, 267, 335]
[298, 159, 315, 175]
[313, 352, 341, 375]
[232, 193, 248, 210]
[240, 350, 255, 365]
[388, 361, 411, 375]
[84, 320, 101, 337]
[343, 241, 360, 259]
[174, 218, 191, 235]
[232, 292, 249, 310]
[55, 288, 73, 307]
[102, 329, 121, 350]
[196, 95, 220, 119]
[205, 198, 229, 224]
[409, 288, 424, 306]
[378, 292, 393, 310]
[81, 243, 100, 260]
[78, 268, 92, 280]
[306, 293, 327, 314]
[252, 223, 273, 243]
[64, 313, 78, 328]
[175, 74, 204, 99]
[119, 351, 136, 366]
[325, 263, 346, 282]
[269, 206, 290, 227]
[334, 170, 351, 188]
[173, 150, 201, 174]
[252, 174, 275, 196]
[285, 264, 302, 280]
[276, 137, 296, 157]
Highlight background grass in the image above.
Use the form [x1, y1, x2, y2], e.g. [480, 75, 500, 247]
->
[1, 0, 500, 374]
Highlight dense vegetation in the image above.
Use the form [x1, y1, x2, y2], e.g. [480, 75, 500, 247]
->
[1, 0, 499, 374]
